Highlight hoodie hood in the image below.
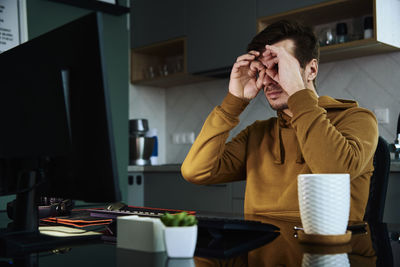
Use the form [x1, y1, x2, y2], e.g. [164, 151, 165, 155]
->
[317, 96, 359, 109]
[272, 95, 359, 164]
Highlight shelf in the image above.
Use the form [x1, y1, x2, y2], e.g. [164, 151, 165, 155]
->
[257, 0, 372, 31]
[320, 38, 399, 62]
[131, 38, 214, 88]
[257, 0, 400, 63]
[127, 164, 181, 173]
[131, 72, 214, 88]
[47, 0, 130, 16]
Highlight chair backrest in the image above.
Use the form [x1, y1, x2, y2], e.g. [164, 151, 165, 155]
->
[363, 136, 391, 222]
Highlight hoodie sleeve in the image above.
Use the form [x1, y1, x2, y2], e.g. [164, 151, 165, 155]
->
[288, 89, 378, 179]
[181, 93, 249, 185]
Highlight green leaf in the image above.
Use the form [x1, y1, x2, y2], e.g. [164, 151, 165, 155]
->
[160, 212, 197, 227]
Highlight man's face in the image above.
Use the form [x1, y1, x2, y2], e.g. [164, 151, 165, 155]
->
[258, 39, 304, 111]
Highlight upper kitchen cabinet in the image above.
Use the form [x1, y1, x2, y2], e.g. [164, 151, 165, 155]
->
[130, 0, 185, 48]
[130, 0, 214, 87]
[131, 37, 213, 87]
[186, 0, 257, 75]
[256, 0, 330, 18]
[257, 0, 400, 62]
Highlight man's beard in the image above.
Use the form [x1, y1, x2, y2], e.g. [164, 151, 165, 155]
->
[264, 84, 289, 111]
[265, 71, 307, 111]
[269, 102, 288, 111]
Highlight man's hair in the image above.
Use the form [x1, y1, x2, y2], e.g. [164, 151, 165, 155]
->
[247, 20, 319, 69]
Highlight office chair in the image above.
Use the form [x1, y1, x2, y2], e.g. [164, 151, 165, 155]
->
[362, 137, 393, 266]
[363, 136, 391, 222]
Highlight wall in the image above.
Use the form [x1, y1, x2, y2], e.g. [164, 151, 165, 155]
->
[131, 51, 400, 164]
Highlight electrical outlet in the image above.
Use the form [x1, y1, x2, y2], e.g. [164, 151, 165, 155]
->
[172, 132, 195, 144]
[172, 133, 181, 144]
[374, 108, 389, 124]
[185, 132, 195, 144]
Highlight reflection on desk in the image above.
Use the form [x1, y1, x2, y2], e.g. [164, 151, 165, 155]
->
[193, 215, 393, 267]
[1, 213, 398, 267]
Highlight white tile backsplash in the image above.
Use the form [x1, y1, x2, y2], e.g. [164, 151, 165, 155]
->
[130, 52, 400, 164]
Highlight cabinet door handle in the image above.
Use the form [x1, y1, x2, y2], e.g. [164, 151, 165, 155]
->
[136, 175, 142, 185]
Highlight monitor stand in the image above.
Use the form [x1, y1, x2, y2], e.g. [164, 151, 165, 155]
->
[0, 170, 102, 262]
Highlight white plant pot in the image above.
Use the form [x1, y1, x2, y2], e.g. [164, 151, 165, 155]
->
[164, 225, 197, 258]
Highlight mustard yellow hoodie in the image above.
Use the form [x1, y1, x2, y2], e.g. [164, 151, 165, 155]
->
[181, 89, 378, 221]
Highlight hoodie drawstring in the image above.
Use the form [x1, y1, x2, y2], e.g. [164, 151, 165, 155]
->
[272, 114, 304, 164]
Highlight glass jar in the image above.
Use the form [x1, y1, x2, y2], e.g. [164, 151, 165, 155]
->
[336, 22, 348, 44]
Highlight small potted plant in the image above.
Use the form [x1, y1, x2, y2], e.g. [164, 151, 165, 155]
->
[160, 212, 198, 258]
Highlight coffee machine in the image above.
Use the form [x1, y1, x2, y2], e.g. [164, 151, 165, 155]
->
[129, 119, 155, 165]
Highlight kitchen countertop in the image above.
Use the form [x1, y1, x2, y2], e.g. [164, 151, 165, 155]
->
[128, 164, 181, 173]
[391, 160, 400, 172]
[128, 161, 400, 173]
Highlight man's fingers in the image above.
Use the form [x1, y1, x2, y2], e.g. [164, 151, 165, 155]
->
[248, 69, 257, 78]
[235, 50, 260, 63]
[256, 70, 265, 89]
[233, 60, 250, 68]
[265, 45, 279, 56]
[263, 72, 275, 86]
[262, 48, 273, 58]
[232, 60, 250, 73]
[266, 68, 279, 82]
[235, 54, 255, 63]
[263, 57, 279, 69]
[259, 53, 273, 65]
[249, 60, 265, 72]
[248, 50, 260, 56]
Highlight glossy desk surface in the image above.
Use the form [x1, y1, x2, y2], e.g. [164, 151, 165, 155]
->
[1, 212, 399, 267]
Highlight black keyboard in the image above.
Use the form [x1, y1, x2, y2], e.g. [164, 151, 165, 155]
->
[197, 216, 279, 233]
[88, 205, 195, 219]
[89, 205, 279, 234]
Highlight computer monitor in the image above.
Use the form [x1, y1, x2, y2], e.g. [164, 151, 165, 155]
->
[0, 12, 121, 254]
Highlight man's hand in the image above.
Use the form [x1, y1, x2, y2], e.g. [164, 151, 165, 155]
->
[261, 45, 306, 96]
[228, 51, 266, 101]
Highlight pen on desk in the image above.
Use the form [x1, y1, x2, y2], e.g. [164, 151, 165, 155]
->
[293, 222, 367, 232]
[347, 222, 368, 231]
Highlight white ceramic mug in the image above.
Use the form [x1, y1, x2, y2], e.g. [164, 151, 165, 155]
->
[297, 174, 350, 235]
[302, 253, 350, 267]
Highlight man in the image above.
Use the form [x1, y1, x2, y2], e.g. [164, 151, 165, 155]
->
[181, 20, 378, 221]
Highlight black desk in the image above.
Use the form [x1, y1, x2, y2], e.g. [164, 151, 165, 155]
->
[0, 212, 399, 267]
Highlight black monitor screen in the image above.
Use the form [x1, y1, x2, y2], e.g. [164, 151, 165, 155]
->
[0, 12, 121, 204]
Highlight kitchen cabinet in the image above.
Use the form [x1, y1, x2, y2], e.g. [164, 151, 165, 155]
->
[232, 181, 246, 213]
[257, 0, 400, 62]
[131, 0, 400, 87]
[256, 0, 330, 18]
[130, 38, 214, 87]
[186, 0, 256, 75]
[127, 161, 400, 221]
[130, 1, 211, 87]
[127, 171, 232, 212]
[130, 0, 185, 48]
[127, 166, 246, 213]
[130, 0, 256, 87]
